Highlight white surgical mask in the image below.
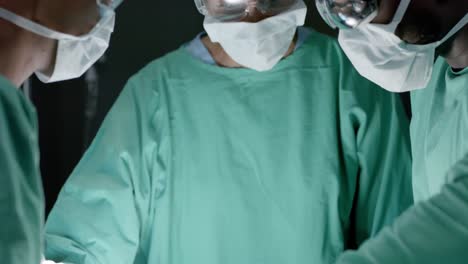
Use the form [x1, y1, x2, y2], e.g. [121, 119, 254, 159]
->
[203, 0, 307, 72]
[0, 2, 115, 83]
[338, 0, 468, 93]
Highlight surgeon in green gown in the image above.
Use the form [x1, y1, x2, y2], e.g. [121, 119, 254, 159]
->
[314, 0, 468, 263]
[44, 1, 413, 263]
[0, 1, 119, 263]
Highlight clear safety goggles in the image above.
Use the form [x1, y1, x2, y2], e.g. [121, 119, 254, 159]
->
[315, 0, 378, 29]
[195, 0, 298, 21]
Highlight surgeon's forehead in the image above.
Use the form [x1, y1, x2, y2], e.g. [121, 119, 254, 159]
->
[371, 0, 400, 24]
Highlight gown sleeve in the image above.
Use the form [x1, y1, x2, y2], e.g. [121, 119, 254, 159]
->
[339, 63, 413, 248]
[336, 153, 468, 264]
[0, 77, 44, 264]
[45, 74, 167, 264]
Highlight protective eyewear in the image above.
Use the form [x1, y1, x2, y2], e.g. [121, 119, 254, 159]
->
[315, 0, 378, 29]
[195, 0, 298, 21]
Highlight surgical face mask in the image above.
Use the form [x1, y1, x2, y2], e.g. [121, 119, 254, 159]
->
[337, 0, 468, 92]
[0, 2, 115, 83]
[196, 0, 298, 21]
[203, 0, 307, 72]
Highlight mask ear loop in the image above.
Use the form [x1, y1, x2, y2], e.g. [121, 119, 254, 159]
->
[376, 0, 411, 33]
[0, 1, 114, 41]
[0, 7, 82, 40]
[400, 13, 468, 53]
[437, 14, 468, 47]
[355, 5, 379, 29]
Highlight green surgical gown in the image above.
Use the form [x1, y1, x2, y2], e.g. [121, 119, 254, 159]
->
[45, 30, 412, 264]
[0, 75, 44, 263]
[336, 58, 468, 264]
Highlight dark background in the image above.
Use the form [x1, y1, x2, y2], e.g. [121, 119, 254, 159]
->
[30, 0, 362, 215]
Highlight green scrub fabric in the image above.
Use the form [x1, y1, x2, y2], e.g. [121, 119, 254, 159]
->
[411, 59, 468, 201]
[0, 75, 44, 264]
[336, 58, 468, 264]
[45, 29, 412, 264]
